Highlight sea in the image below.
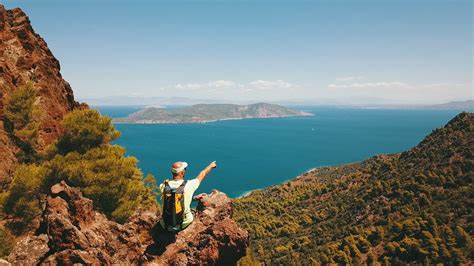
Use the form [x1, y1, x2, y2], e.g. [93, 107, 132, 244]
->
[95, 106, 468, 198]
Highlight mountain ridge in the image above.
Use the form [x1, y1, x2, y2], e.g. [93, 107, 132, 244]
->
[235, 112, 473, 264]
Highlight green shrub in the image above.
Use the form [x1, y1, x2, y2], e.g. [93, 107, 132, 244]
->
[3, 164, 47, 233]
[44, 145, 155, 222]
[56, 109, 120, 154]
[2, 108, 158, 232]
[0, 226, 14, 258]
[0, 191, 7, 216]
[3, 82, 37, 131]
[2, 82, 42, 161]
[47, 109, 157, 222]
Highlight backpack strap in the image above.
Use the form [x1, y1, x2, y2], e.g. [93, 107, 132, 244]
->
[176, 180, 187, 193]
[162, 180, 171, 209]
[163, 180, 170, 191]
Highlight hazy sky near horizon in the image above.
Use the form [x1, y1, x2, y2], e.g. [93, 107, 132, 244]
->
[2, 0, 473, 104]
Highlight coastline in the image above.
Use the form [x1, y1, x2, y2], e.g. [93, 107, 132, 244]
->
[113, 112, 313, 124]
[234, 166, 319, 199]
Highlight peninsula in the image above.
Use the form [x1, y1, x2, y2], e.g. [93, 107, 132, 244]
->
[113, 103, 312, 124]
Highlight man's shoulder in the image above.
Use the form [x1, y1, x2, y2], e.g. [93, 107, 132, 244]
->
[159, 180, 166, 190]
[187, 178, 200, 185]
[185, 178, 200, 190]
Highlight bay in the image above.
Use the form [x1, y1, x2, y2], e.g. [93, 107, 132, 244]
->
[95, 106, 466, 198]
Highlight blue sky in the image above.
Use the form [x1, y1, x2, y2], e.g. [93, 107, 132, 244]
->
[2, 0, 472, 104]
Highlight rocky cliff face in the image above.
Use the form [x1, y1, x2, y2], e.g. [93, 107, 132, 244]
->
[144, 190, 250, 265]
[6, 182, 249, 265]
[0, 5, 79, 181]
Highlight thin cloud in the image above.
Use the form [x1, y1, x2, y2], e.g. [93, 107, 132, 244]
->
[420, 83, 468, 89]
[207, 80, 238, 88]
[173, 79, 296, 92]
[249, 80, 295, 90]
[326, 77, 472, 104]
[328, 81, 410, 89]
[164, 79, 299, 101]
[175, 83, 202, 90]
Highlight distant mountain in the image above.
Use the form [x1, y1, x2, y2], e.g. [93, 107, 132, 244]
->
[425, 100, 473, 110]
[83, 95, 474, 111]
[113, 103, 312, 124]
[322, 100, 474, 110]
[235, 112, 473, 264]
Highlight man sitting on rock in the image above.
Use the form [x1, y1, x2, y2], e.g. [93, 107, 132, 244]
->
[159, 160, 217, 232]
[150, 160, 217, 253]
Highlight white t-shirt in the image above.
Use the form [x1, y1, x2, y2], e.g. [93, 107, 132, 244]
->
[159, 178, 200, 227]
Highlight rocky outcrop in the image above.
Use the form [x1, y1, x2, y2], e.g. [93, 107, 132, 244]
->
[143, 190, 250, 265]
[0, 5, 79, 181]
[7, 182, 249, 265]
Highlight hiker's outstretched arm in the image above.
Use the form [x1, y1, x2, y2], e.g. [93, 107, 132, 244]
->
[196, 161, 217, 183]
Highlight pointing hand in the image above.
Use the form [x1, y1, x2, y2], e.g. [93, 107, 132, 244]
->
[209, 161, 217, 169]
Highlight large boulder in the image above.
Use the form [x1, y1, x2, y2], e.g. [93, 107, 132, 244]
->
[7, 181, 249, 265]
[142, 190, 250, 265]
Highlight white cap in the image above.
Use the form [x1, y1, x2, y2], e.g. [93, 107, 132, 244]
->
[171, 161, 188, 174]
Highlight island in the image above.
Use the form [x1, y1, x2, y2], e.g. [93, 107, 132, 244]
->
[425, 99, 474, 110]
[113, 103, 313, 124]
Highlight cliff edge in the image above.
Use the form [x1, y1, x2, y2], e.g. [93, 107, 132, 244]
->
[6, 181, 249, 265]
[0, 4, 79, 181]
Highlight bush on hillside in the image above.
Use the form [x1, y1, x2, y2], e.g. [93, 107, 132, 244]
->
[0, 226, 14, 258]
[2, 82, 42, 162]
[45, 145, 156, 222]
[1, 108, 158, 234]
[3, 164, 47, 234]
[56, 109, 120, 154]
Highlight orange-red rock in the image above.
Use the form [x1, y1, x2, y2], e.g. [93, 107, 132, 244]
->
[0, 4, 79, 181]
[7, 182, 249, 265]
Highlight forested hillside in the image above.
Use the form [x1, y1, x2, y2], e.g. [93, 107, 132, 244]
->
[235, 112, 473, 264]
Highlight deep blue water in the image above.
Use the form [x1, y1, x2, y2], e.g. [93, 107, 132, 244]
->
[94, 106, 466, 198]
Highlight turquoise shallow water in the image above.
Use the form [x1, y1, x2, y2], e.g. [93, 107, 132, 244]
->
[96, 106, 467, 198]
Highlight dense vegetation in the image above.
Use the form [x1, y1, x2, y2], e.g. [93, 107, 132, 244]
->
[2, 82, 42, 163]
[0, 83, 158, 257]
[235, 112, 473, 264]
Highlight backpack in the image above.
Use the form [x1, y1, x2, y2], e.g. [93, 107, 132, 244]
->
[162, 180, 187, 232]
